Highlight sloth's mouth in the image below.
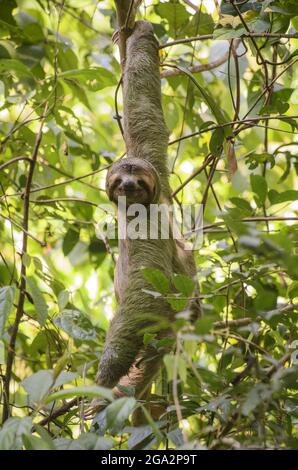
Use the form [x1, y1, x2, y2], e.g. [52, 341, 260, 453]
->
[120, 188, 145, 194]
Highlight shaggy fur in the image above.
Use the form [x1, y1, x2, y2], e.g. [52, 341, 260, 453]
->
[96, 21, 201, 415]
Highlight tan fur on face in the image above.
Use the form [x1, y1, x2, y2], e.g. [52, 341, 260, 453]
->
[106, 157, 161, 206]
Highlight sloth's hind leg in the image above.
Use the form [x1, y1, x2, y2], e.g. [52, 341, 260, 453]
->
[115, 346, 167, 426]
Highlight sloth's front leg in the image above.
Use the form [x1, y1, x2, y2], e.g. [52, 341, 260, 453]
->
[96, 310, 144, 388]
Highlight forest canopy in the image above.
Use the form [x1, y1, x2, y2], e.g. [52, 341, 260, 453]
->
[0, 0, 298, 450]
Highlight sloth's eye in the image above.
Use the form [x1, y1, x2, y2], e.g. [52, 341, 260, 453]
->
[114, 178, 121, 186]
[138, 179, 149, 191]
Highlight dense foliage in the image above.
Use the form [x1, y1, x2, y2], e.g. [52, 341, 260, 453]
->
[0, 0, 298, 450]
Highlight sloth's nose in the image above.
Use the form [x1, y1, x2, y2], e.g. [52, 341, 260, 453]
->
[122, 180, 136, 191]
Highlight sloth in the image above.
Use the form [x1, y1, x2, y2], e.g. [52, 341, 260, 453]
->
[96, 20, 201, 422]
[106, 158, 161, 206]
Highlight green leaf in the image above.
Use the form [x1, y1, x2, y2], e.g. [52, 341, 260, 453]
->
[54, 434, 114, 451]
[166, 296, 188, 312]
[250, 174, 268, 207]
[62, 228, 80, 256]
[54, 310, 96, 341]
[53, 370, 78, 388]
[0, 340, 5, 364]
[173, 274, 194, 297]
[0, 286, 15, 337]
[106, 397, 136, 433]
[57, 290, 69, 310]
[166, 65, 231, 131]
[185, 11, 215, 36]
[0, 417, 32, 450]
[230, 197, 253, 214]
[268, 189, 298, 205]
[288, 281, 298, 300]
[178, 356, 187, 383]
[22, 434, 54, 451]
[0, 58, 33, 78]
[195, 316, 214, 335]
[31, 425, 56, 450]
[45, 385, 114, 403]
[156, 1, 189, 37]
[213, 27, 244, 40]
[242, 384, 273, 416]
[143, 332, 156, 346]
[60, 67, 117, 91]
[209, 128, 225, 157]
[164, 353, 175, 381]
[21, 370, 53, 403]
[167, 428, 184, 447]
[27, 277, 48, 326]
[142, 267, 170, 295]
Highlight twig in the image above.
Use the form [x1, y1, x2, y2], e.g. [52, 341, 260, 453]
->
[214, 331, 269, 355]
[160, 33, 298, 49]
[202, 216, 298, 231]
[231, 0, 269, 90]
[2, 166, 109, 199]
[170, 114, 298, 145]
[30, 197, 98, 207]
[114, 0, 137, 67]
[2, 102, 48, 423]
[172, 335, 188, 444]
[36, 398, 81, 428]
[237, 59, 298, 125]
[0, 214, 46, 247]
[0, 156, 32, 172]
[161, 52, 231, 78]
[172, 154, 214, 197]
[214, 346, 294, 443]
[182, 0, 198, 12]
[213, 317, 253, 329]
[201, 157, 219, 208]
[50, 0, 101, 33]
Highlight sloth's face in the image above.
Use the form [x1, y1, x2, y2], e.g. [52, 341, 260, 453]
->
[106, 160, 159, 206]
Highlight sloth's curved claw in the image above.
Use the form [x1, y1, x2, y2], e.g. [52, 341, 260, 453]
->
[112, 29, 120, 45]
[84, 398, 106, 420]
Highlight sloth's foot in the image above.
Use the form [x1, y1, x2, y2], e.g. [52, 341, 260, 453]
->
[84, 398, 106, 419]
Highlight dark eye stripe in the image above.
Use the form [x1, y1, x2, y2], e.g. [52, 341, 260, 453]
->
[110, 178, 121, 193]
[137, 179, 151, 192]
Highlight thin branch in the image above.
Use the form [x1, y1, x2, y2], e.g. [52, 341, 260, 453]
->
[3, 102, 48, 423]
[232, 42, 241, 121]
[30, 197, 98, 207]
[170, 115, 298, 146]
[172, 154, 214, 197]
[214, 331, 269, 355]
[161, 52, 230, 78]
[160, 32, 298, 49]
[0, 214, 46, 247]
[36, 398, 81, 428]
[238, 59, 298, 124]
[50, 0, 101, 33]
[0, 156, 32, 172]
[213, 317, 253, 329]
[201, 157, 219, 209]
[38, 159, 105, 191]
[231, 0, 269, 90]
[182, 0, 198, 12]
[172, 335, 188, 444]
[2, 166, 109, 199]
[114, 0, 137, 67]
[202, 216, 298, 232]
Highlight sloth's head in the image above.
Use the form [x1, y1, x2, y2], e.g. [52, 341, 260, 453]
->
[106, 158, 161, 206]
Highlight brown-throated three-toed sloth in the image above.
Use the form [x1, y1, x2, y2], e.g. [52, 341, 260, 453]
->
[97, 21, 201, 417]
